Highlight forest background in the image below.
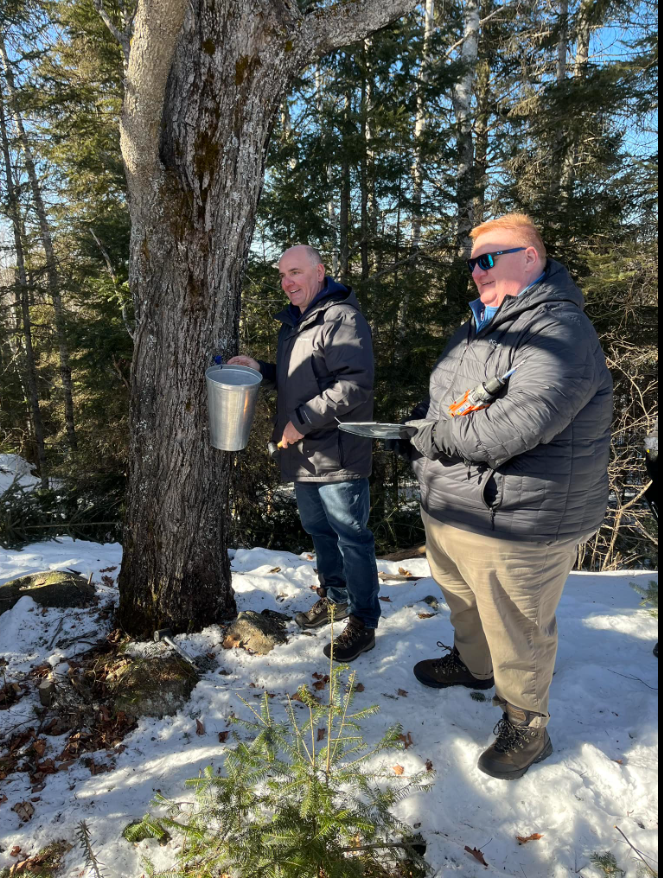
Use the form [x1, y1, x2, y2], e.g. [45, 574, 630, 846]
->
[0, 0, 658, 571]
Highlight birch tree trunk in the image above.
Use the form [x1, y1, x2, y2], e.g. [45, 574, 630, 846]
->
[0, 40, 77, 453]
[411, 0, 435, 251]
[0, 81, 48, 487]
[105, 0, 419, 635]
[452, 0, 481, 258]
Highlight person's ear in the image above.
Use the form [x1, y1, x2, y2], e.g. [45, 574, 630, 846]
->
[525, 246, 539, 267]
[317, 264, 325, 280]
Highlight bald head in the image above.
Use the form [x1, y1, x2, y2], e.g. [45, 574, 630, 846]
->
[278, 245, 326, 313]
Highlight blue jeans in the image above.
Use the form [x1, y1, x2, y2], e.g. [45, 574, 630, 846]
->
[295, 479, 381, 629]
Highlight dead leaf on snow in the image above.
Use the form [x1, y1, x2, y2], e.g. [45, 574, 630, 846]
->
[425, 760, 434, 772]
[393, 765, 405, 776]
[222, 633, 243, 650]
[398, 567, 412, 576]
[317, 728, 326, 742]
[270, 567, 282, 574]
[418, 613, 436, 619]
[379, 596, 392, 602]
[313, 680, 327, 691]
[10, 846, 21, 857]
[354, 682, 365, 692]
[0, 793, 7, 804]
[465, 846, 489, 867]
[12, 801, 35, 822]
[517, 833, 544, 845]
[398, 732, 414, 749]
[219, 731, 230, 743]
[397, 689, 409, 698]
[196, 719, 206, 736]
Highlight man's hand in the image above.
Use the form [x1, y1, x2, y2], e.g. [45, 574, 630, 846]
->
[227, 355, 260, 371]
[281, 421, 305, 448]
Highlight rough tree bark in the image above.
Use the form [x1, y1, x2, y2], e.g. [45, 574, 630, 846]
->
[1, 40, 78, 453]
[0, 80, 48, 487]
[99, 0, 420, 635]
[411, 0, 435, 251]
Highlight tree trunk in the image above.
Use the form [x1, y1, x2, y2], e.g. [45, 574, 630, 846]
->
[0, 80, 49, 487]
[411, 0, 435, 251]
[0, 40, 78, 453]
[339, 80, 352, 284]
[112, 0, 421, 636]
[451, 0, 481, 258]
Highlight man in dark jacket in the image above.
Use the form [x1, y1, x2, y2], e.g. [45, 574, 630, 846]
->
[229, 245, 379, 662]
[404, 214, 613, 780]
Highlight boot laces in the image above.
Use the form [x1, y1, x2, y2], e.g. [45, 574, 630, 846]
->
[334, 619, 364, 646]
[431, 642, 465, 675]
[492, 716, 532, 753]
[307, 597, 329, 618]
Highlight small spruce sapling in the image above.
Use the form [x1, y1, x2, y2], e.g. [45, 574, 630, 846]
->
[631, 581, 659, 617]
[135, 609, 433, 877]
[590, 852, 626, 876]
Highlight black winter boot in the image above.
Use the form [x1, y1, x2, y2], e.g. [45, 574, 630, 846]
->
[295, 590, 350, 630]
[323, 616, 375, 662]
[478, 709, 553, 780]
[413, 643, 495, 690]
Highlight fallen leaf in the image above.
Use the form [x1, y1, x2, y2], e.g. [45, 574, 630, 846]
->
[398, 567, 412, 576]
[222, 633, 243, 650]
[425, 760, 434, 772]
[354, 682, 365, 692]
[10, 847, 20, 857]
[12, 801, 35, 822]
[418, 613, 436, 619]
[306, 554, 314, 560]
[313, 680, 327, 691]
[196, 719, 206, 736]
[0, 793, 7, 804]
[398, 732, 414, 749]
[613, 759, 624, 765]
[32, 739, 47, 758]
[397, 689, 409, 697]
[465, 846, 489, 867]
[517, 833, 544, 845]
[393, 765, 405, 776]
[218, 732, 230, 743]
[379, 596, 392, 603]
[317, 728, 326, 742]
[100, 566, 117, 573]
[270, 567, 282, 574]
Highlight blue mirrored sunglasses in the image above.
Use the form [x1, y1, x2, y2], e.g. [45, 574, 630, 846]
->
[467, 247, 526, 274]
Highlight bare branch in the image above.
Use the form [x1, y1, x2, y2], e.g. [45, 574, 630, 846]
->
[120, 0, 188, 209]
[92, 0, 132, 64]
[303, 0, 420, 59]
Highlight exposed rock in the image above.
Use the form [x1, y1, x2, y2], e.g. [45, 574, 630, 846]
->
[0, 571, 96, 616]
[223, 609, 289, 655]
[106, 655, 198, 719]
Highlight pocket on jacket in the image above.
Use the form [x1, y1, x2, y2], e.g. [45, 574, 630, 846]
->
[482, 470, 503, 510]
[303, 431, 342, 475]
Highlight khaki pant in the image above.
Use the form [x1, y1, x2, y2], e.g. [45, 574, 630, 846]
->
[422, 510, 581, 728]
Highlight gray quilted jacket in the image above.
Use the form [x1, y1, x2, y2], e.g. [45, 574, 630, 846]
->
[412, 259, 613, 541]
[258, 279, 374, 483]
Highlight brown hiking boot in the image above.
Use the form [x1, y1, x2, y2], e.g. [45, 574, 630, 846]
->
[413, 643, 494, 690]
[295, 592, 349, 630]
[478, 709, 553, 780]
[323, 616, 376, 662]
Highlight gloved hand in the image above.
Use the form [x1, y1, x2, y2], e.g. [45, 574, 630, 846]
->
[385, 438, 412, 461]
[405, 419, 440, 460]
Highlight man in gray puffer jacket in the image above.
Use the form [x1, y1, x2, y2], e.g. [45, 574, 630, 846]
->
[229, 245, 379, 663]
[404, 214, 612, 781]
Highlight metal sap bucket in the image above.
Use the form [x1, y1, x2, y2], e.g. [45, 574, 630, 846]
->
[205, 364, 262, 451]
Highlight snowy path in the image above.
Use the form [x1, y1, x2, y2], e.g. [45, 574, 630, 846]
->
[0, 539, 658, 877]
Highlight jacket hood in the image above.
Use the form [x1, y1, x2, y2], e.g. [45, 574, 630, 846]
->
[480, 259, 586, 334]
[275, 277, 357, 328]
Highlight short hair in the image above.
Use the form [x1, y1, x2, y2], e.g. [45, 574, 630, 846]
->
[470, 214, 547, 259]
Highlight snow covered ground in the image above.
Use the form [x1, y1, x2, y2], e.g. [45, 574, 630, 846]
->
[0, 538, 658, 878]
